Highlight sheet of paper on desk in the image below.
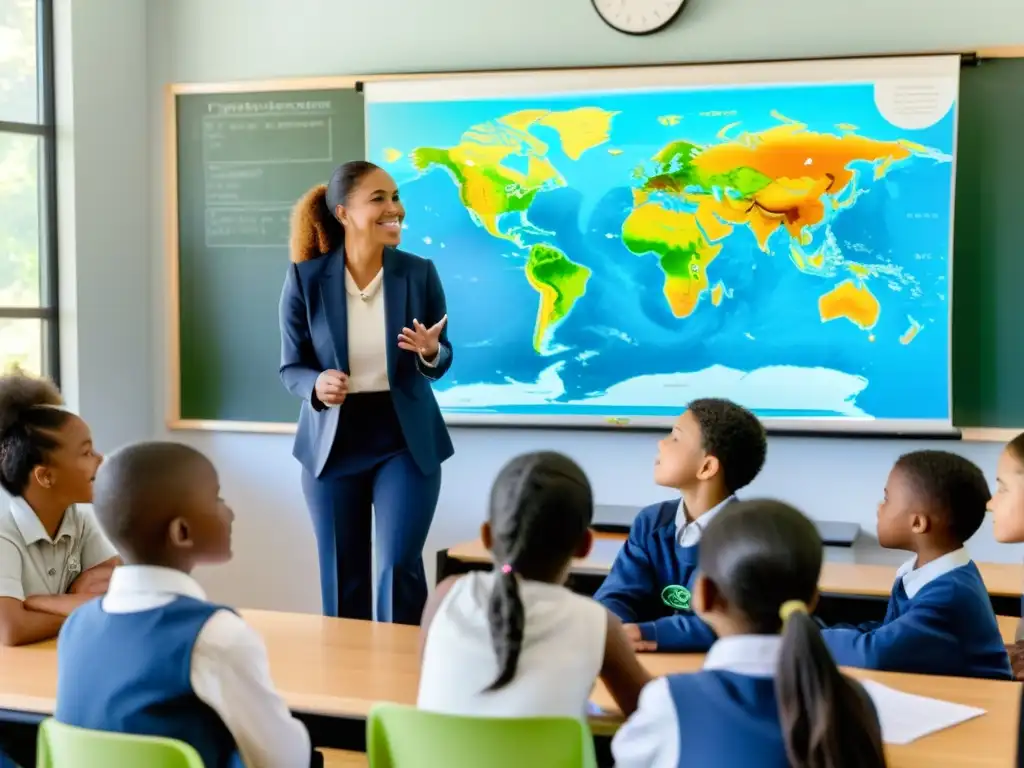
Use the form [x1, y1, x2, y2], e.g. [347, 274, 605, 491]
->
[859, 679, 986, 745]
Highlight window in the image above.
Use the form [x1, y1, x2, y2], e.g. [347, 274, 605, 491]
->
[0, 0, 57, 379]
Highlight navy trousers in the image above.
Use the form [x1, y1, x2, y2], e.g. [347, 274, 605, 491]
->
[301, 449, 441, 624]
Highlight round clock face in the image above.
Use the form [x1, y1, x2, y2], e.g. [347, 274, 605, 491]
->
[591, 0, 688, 35]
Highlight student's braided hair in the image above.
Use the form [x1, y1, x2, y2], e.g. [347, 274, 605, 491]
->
[484, 452, 593, 691]
[0, 371, 70, 496]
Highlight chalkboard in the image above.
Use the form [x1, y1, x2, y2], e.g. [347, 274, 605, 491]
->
[951, 58, 1024, 430]
[169, 81, 364, 426]
[167, 60, 1024, 433]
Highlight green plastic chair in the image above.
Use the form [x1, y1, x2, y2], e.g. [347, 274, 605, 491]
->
[36, 718, 205, 768]
[367, 703, 597, 768]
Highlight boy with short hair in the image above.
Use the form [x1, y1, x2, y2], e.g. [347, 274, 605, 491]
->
[822, 449, 1012, 680]
[54, 442, 321, 768]
[594, 398, 767, 652]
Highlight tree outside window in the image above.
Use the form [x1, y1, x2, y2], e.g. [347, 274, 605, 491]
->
[0, 0, 57, 379]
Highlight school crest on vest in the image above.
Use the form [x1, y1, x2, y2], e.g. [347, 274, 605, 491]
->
[662, 584, 691, 611]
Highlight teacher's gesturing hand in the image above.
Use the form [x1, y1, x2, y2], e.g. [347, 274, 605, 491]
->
[398, 316, 448, 359]
[314, 369, 348, 407]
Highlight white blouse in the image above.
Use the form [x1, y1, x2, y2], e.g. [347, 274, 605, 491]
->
[344, 268, 389, 394]
[417, 571, 607, 720]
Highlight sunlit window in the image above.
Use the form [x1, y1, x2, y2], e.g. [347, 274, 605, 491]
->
[0, 0, 57, 378]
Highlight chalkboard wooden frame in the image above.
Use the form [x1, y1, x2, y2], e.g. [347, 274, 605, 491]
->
[165, 75, 361, 435]
[164, 46, 1024, 441]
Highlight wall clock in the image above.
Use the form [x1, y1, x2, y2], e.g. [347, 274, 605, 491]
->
[591, 0, 688, 36]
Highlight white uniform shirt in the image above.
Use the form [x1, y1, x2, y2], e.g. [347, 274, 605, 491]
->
[100, 566, 311, 768]
[418, 570, 607, 720]
[674, 495, 735, 548]
[897, 547, 970, 598]
[0, 497, 115, 600]
[612, 635, 784, 768]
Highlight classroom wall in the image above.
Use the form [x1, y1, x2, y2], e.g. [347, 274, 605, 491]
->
[54, 0, 151, 454]
[58, 0, 1024, 612]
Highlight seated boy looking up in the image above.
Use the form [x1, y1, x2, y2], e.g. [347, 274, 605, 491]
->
[822, 450, 1012, 680]
[54, 442, 319, 768]
[594, 398, 767, 652]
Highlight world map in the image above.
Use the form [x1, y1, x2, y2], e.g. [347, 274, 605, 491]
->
[366, 77, 956, 427]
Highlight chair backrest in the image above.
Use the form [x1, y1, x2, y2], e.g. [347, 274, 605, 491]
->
[367, 704, 597, 768]
[36, 719, 205, 768]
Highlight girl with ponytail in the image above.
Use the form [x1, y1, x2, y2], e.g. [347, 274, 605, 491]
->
[613, 499, 887, 768]
[417, 451, 650, 719]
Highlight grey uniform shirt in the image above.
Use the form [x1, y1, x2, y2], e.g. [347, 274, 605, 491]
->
[0, 497, 116, 601]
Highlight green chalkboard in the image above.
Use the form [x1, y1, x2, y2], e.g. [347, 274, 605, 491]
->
[952, 58, 1024, 429]
[170, 62, 1024, 431]
[172, 84, 364, 425]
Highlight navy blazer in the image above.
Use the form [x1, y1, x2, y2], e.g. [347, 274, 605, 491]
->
[278, 246, 454, 477]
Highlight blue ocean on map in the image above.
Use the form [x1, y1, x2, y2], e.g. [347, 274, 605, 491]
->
[367, 77, 956, 426]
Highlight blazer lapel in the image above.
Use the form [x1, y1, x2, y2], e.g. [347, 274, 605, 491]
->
[319, 250, 349, 373]
[383, 249, 407, 381]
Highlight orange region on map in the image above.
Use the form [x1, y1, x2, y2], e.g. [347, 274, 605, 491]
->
[690, 123, 913, 247]
[818, 279, 881, 330]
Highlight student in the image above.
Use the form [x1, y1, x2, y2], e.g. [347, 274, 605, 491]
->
[0, 371, 118, 646]
[986, 431, 1024, 678]
[822, 449, 1012, 680]
[593, 398, 766, 652]
[418, 451, 650, 719]
[54, 442, 319, 768]
[612, 499, 886, 768]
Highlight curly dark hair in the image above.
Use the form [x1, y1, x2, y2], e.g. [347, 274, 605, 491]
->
[894, 450, 990, 543]
[289, 161, 382, 264]
[688, 398, 767, 494]
[0, 371, 72, 495]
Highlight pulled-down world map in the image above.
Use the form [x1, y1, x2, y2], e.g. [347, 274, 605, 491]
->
[367, 71, 957, 428]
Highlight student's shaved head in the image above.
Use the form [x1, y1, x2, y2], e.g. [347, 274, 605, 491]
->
[92, 442, 213, 563]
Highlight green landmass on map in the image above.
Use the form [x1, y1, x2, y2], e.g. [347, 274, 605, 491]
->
[403, 106, 945, 351]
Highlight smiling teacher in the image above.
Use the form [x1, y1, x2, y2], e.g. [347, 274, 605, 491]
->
[279, 160, 454, 624]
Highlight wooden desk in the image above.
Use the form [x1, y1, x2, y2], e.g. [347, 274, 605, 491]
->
[1001, 615, 1021, 645]
[322, 748, 366, 767]
[0, 610, 423, 720]
[590, 656, 1022, 768]
[443, 536, 1024, 605]
[0, 610, 1017, 767]
[246, 610, 421, 719]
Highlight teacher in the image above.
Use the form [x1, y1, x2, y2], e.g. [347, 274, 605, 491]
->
[279, 160, 454, 624]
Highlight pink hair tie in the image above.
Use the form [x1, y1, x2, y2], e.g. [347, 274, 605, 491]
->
[501, 564, 513, 575]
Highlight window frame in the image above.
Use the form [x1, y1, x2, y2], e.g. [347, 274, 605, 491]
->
[0, 0, 59, 381]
